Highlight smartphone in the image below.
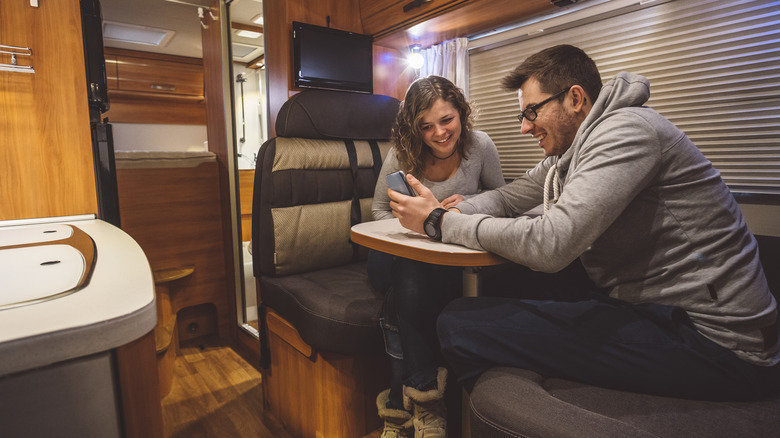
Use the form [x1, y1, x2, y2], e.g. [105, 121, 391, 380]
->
[386, 170, 416, 196]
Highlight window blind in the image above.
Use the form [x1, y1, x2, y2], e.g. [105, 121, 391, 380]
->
[468, 0, 780, 195]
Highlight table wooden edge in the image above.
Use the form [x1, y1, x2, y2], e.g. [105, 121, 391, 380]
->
[350, 229, 506, 267]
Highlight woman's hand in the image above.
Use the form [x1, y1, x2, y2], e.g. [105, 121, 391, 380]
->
[441, 194, 464, 209]
[388, 174, 442, 234]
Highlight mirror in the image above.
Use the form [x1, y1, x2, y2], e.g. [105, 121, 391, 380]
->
[100, 0, 266, 339]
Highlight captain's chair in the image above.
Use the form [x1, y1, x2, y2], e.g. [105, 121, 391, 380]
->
[251, 89, 400, 437]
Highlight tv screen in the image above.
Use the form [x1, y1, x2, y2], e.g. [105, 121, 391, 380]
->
[293, 21, 373, 94]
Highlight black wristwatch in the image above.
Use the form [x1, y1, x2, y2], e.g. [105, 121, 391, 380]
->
[424, 208, 447, 241]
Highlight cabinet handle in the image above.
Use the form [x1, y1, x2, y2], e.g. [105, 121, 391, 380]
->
[151, 84, 176, 91]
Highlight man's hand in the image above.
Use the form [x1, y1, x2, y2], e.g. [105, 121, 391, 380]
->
[388, 174, 442, 234]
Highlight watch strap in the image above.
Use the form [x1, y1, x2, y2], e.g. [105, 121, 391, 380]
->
[425, 207, 447, 240]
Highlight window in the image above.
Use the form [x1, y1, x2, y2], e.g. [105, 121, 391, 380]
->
[469, 0, 780, 195]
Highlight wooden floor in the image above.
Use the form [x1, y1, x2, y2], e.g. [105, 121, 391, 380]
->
[161, 336, 291, 438]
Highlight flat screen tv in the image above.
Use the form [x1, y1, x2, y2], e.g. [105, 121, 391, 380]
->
[293, 21, 373, 94]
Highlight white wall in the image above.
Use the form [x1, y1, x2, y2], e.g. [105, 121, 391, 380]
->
[111, 124, 208, 152]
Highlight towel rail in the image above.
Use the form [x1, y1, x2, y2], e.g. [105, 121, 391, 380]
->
[0, 44, 34, 74]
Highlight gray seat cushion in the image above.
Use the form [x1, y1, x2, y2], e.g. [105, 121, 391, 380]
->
[259, 261, 383, 355]
[470, 366, 780, 438]
[470, 235, 780, 437]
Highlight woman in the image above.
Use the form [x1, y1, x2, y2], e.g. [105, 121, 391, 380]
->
[370, 75, 505, 438]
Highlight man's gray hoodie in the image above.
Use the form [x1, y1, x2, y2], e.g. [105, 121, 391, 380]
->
[446, 72, 778, 366]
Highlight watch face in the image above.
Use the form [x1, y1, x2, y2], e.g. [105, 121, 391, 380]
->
[424, 221, 436, 237]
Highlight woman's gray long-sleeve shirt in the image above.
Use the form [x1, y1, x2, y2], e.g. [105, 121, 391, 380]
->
[445, 72, 778, 366]
[372, 130, 505, 220]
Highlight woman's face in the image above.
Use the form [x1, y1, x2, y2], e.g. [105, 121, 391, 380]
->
[419, 98, 462, 158]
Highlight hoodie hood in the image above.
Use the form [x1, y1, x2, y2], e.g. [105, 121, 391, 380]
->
[558, 72, 651, 174]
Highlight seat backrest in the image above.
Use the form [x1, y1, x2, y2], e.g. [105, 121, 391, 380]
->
[252, 90, 400, 277]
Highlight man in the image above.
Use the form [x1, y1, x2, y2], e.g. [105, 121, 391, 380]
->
[388, 45, 778, 400]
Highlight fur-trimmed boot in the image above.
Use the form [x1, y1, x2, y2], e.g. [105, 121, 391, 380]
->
[403, 367, 448, 438]
[377, 388, 413, 438]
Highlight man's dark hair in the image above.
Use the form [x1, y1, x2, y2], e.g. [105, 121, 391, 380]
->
[501, 45, 603, 103]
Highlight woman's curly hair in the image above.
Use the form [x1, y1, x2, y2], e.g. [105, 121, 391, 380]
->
[392, 75, 474, 179]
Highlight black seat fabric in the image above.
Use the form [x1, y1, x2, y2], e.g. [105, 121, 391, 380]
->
[252, 90, 400, 355]
[470, 234, 780, 437]
[259, 261, 381, 355]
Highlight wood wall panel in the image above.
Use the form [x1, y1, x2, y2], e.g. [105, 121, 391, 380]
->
[0, 0, 97, 221]
[264, 0, 364, 137]
[373, 45, 417, 100]
[115, 330, 165, 438]
[103, 94, 206, 125]
[263, 310, 389, 438]
[201, 1, 239, 345]
[239, 169, 255, 242]
[116, 162, 230, 339]
[374, 0, 555, 52]
[360, 0, 469, 38]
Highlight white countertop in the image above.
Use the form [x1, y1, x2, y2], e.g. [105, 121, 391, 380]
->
[0, 217, 156, 376]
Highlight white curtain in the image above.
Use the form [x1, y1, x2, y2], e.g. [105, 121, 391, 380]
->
[419, 37, 469, 98]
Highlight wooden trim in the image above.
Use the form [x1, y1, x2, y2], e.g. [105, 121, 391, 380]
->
[232, 22, 264, 34]
[266, 309, 314, 358]
[202, 1, 240, 346]
[263, 327, 388, 437]
[107, 89, 204, 103]
[234, 325, 262, 370]
[246, 53, 265, 69]
[153, 265, 196, 284]
[104, 47, 203, 66]
[114, 330, 164, 438]
[350, 228, 507, 267]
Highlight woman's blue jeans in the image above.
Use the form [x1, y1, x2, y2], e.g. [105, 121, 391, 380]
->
[368, 250, 462, 409]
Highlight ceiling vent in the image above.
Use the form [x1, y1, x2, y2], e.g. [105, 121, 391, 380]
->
[103, 21, 175, 47]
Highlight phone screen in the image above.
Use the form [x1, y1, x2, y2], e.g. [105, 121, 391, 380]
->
[386, 171, 416, 196]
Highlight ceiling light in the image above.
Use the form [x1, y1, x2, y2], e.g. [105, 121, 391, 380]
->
[408, 44, 424, 70]
[236, 29, 262, 38]
[251, 14, 263, 25]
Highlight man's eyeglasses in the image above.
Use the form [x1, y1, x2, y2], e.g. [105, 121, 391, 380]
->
[516, 86, 572, 124]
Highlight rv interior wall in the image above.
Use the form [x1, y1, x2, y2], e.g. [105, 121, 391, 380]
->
[112, 124, 208, 152]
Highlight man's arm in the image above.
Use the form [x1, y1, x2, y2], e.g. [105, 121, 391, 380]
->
[446, 115, 662, 272]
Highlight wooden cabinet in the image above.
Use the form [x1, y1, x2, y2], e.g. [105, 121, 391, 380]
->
[106, 49, 204, 98]
[103, 48, 206, 124]
[0, 0, 98, 221]
[360, 0, 470, 37]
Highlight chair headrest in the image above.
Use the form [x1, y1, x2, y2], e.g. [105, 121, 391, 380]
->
[275, 90, 400, 140]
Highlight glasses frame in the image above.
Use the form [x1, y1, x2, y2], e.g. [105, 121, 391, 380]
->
[516, 85, 573, 124]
